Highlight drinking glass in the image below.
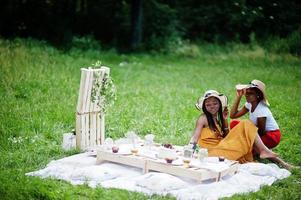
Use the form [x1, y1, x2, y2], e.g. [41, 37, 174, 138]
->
[198, 148, 208, 162]
[183, 145, 193, 168]
[144, 134, 154, 149]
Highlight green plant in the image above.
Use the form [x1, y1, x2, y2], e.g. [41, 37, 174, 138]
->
[91, 61, 117, 114]
[170, 39, 200, 58]
[71, 36, 101, 51]
[260, 28, 301, 56]
[287, 28, 301, 56]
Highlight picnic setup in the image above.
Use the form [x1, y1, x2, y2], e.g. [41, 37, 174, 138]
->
[2, 2, 301, 199]
[26, 66, 291, 200]
[96, 136, 239, 183]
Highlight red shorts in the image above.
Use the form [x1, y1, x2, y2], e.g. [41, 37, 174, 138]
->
[230, 119, 281, 149]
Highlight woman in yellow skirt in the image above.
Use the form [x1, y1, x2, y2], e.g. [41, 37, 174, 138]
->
[189, 90, 287, 165]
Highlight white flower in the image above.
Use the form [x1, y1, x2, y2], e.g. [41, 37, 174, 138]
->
[8, 136, 24, 144]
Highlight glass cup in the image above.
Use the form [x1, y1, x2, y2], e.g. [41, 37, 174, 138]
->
[199, 148, 208, 162]
[183, 145, 193, 168]
[104, 138, 114, 151]
[183, 158, 191, 168]
[144, 134, 154, 149]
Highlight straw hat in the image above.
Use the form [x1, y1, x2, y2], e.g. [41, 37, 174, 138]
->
[195, 90, 228, 111]
[236, 79, 269, 106]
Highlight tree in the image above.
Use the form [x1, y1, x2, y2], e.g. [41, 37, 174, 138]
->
[130, 0, 143, 50]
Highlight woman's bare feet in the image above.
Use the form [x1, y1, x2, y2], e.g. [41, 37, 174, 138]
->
[281, 163, 294, 170]
[268, 157, 299, 170]
[254, 134, 278, 159]
[259, 150, 278, 159]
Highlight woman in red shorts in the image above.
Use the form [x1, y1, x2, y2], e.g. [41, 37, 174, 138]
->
[230, 79, 280, 149]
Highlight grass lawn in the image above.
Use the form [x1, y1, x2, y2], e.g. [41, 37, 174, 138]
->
[0, 38, 301, 199]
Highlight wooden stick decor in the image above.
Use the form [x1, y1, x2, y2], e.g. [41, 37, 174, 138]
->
[76, 66, 110, 150]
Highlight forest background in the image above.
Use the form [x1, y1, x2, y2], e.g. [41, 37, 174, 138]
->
[1, 0, 300, 54]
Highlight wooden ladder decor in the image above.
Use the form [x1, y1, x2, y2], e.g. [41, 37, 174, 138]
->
[75, 66, 110, 150]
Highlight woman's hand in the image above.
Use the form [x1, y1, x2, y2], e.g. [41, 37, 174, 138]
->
[236, 88, 246, 97]
[230, 88, 248, 119]
[222, 107, 230, 136]
[222, 106, 229, 120]
[189, 138, 197, 145]
[190, 115, 207, 145]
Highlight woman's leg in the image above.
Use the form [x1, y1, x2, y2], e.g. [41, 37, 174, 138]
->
[268, 157, 294, 170]
[254, 134, 278, 159]
[254, 133, 296, 170]
[252, 131, 296, 170]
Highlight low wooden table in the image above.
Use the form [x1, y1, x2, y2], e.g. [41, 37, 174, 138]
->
[96, 149, 239, 182]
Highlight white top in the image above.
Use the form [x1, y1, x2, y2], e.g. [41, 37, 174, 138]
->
[245, 101, 279, 131]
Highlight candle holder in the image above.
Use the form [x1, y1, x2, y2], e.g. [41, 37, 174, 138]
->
[131, 148, 138, 155]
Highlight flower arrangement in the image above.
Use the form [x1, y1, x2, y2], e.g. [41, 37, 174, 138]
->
[91, 61, 117, 114]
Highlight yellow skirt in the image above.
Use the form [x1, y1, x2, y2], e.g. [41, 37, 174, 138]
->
[198, 120, 257, 163]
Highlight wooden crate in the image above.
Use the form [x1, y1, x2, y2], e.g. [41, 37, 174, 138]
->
[96, 150, 239, 182]
[76, 67, 109, 150]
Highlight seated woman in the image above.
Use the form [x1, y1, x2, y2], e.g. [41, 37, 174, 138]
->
[229, 79, 280, 149]
[189, 90, 290, 169]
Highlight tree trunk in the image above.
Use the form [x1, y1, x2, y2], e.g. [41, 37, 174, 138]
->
[130, 0, 143, 50]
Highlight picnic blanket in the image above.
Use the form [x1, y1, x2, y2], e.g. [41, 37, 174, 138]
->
[26, 152, 290, 200]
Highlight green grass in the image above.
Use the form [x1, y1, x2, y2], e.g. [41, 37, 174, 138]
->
[0, 38, 301, 199]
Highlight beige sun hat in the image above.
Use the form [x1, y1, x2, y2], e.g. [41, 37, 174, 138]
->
[195, 90, 228, 111]
[236, 79, 270, 106]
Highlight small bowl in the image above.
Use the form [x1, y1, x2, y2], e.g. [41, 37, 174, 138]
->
[112, 146, 119, 153]
[165, 158, 175, 164]
[218, 156, 225, 162]
[163, 143, 173, 149]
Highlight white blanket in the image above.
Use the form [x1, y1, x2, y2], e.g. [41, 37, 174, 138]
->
[26, 153, 290, 200]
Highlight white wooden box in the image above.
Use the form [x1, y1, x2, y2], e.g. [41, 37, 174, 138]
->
[76, 67, 109, 150]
